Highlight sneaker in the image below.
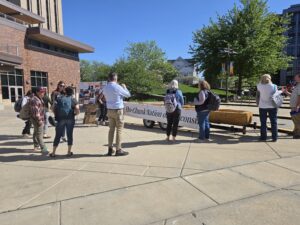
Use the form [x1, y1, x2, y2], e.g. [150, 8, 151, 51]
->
[43, 135, 51, 139]
[107, 147, 115, 156]
[33, 146, 40, 151]
[115, 149, 129, 156]
[22, 134, 31, 138]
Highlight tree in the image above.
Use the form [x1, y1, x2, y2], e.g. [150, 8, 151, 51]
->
[80, 60, 111, 82]
[113, 59, 162, 95]
[112, 41, 178, 95]
[190, 0, 292, 93]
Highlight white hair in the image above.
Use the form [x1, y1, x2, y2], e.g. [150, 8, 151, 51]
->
[169, 80, 179, 89]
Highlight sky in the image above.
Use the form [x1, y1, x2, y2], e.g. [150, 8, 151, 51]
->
[62, 0, 300, 65]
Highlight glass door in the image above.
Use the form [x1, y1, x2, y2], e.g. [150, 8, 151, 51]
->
[9, 86, 23, 103]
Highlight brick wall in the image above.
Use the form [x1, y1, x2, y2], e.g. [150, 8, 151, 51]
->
[0, 20, 80, 102]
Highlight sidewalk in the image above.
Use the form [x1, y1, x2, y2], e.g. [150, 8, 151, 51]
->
[0, 107, 300, 225]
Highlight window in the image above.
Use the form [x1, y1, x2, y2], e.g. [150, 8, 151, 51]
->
[27, 39, 79, 58]
[36, 0, 40, 15]
[0, 70, 23, 99]
[30, 71, 48, 90]
[46, 0, 50, 30]
[27, 0, 31, 11]
[54, 0, 59, 33]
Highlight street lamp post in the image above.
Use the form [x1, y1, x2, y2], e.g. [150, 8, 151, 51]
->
[220, 44, 237, 103]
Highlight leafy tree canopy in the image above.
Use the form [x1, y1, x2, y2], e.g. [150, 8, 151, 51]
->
[190, 0, 292, 91]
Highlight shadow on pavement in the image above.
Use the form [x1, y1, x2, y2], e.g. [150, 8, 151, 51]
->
[0, 141, 33, 147]
[0, 135, 23, 141]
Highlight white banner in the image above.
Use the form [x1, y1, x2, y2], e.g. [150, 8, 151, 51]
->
[124, 102, 199, 130]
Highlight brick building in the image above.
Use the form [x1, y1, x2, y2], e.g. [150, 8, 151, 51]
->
[0, 0, 94, 105]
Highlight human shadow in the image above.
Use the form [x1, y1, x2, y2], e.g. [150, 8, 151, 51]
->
[0, 150, 108, 163]
[0, 135, 23, 141]
[121, 139, 192, 148]
[0, 148, 37, 155]
[0, 141, 33, 147]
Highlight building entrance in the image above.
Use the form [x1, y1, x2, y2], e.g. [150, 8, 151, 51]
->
[0, 69, 24, 103]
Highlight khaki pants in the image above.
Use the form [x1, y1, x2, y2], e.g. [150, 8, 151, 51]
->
[31, 120, 45, 150]
[292, 113, 300, 138]
[107, 109, 124, 150]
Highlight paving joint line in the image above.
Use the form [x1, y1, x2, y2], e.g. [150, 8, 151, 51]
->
[181, 177, 220, 205]
[264, 142, 282, 158]
[0, 163, 172, 180]
[228, 168, 277, 189]
[145, 187, 290, 225]
[0, 177, 171, 215]
[16, 163, 88, 210]
[59, 201, 62, 225]
[267, 161, 300, 175]
[179, 139, 193, 177]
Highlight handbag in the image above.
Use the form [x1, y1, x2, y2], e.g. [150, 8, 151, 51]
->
[272, 85, 284, 108]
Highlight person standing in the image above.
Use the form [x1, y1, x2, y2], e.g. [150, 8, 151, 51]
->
[256, 74, 278, 142]
[51, 81, 67, 142]
[49, 87, 80, 157]
[164, 80, 184, 142]
[284, 74, 300, 139]
[194, 80, 211, 141]
[43, 93, 52, 139]
[21, 90, 33, 138]
[103, 72, 131, 156]
[30, 87, 48, 154]
[97, 90, 108, 125]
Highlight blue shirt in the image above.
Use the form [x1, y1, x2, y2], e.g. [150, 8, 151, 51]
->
[103, 82, 131, 109]
[166, 89, 184, 109]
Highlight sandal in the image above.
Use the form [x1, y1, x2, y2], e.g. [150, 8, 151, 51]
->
[49, 153, 56, 158]
[66, 152, 73, 157]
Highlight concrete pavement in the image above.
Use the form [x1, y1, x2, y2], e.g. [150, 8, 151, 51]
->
[0, 106, 300, 225]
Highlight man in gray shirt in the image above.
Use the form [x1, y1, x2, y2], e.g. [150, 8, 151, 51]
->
[285, 74, 300, 139]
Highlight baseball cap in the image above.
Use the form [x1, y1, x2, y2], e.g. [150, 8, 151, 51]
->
[36, 87, 46, 93]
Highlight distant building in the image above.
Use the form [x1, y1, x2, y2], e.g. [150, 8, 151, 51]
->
[280, 4, 300, 85]
[168, 57, 198, 78]
[0, 0, 94, 105]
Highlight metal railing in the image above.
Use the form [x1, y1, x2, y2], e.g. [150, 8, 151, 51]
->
[0, 11, 28, 26]
[0, 44, 20, 56]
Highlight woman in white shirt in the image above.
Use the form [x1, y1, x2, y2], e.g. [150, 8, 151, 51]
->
[256, 74, 278, 142]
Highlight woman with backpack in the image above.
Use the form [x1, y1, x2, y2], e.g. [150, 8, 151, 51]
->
[256, 74, 278, 142]
[49, 86, 80, 157]
[51, 81, 67, 142]
[21, 90, 34, 138]
[194, 80, 211, 141]
[164, 80, 184, 142]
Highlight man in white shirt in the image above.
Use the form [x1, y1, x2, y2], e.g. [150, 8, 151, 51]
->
[103, 72, 131, 156]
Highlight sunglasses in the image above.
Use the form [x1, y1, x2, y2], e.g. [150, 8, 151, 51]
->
[59, 85, 65, 87]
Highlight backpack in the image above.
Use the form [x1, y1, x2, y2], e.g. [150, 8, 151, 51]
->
[164, 90, 178, 113]
[207, 91, 221, 111]
[14, 98, 23, 113]
[55, 96, 73, 120]
[195, 91, 221, 112]
[19, 100, 31, 120]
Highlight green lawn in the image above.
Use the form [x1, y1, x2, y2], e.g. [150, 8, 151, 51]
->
[152, 84, 233, 97]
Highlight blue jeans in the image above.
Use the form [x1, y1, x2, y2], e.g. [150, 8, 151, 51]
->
[53, 119, 75, 147]
[197, 111, 210, 139]
[259, 108, 278, 141]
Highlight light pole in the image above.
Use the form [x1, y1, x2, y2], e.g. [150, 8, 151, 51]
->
[220, 43, 237, 103]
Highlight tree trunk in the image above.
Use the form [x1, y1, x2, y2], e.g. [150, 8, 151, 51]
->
[237, 74, 242, 96]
